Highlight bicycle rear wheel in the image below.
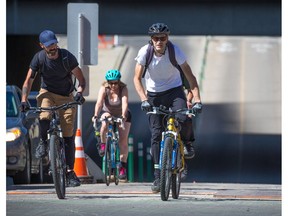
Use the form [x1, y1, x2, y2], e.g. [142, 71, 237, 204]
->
[50, 134, 66, 199]
[160, 137, 173, 201]
[172, 147, 181, 199]
[104, 137, 112, 186]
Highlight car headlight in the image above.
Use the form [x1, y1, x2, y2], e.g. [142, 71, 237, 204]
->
[6, 127, 22, 141]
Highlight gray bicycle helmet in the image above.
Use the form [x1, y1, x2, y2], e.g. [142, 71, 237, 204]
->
[105, 69, 121, 81]
[148, 23, 170, 36]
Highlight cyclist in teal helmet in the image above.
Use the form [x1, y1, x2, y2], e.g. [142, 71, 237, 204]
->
[105, 69, 122, 81]
[92, 69, 131, 182]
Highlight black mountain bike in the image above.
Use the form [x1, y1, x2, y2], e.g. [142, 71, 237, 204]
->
[28, 101, 80, 199]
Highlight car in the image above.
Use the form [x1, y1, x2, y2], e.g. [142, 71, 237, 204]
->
[6, 85, 43, 184]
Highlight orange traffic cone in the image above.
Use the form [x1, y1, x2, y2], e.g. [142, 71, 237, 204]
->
[74, 129, 93, 183]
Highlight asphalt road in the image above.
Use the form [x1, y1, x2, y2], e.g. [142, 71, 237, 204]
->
[6, 182, 281, 216]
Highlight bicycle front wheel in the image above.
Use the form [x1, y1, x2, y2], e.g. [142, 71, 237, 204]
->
[104, 136, 112, 186]
[172, 147, 181, 199]
[49, 134, 66, 199]
[160, 137, 173, 201]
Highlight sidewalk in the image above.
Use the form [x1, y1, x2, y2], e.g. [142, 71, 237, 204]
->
[7, 182, 281, 201]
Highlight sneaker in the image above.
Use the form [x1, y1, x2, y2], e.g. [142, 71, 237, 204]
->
[35, 139, 48, 158]
[119, 167, 127, 182]
[181, 163, 188, 181]
[151, 178, 160, 193]
[97, 143, 105, 157]
[66, 171, 81, 187]
[184, 141, 195, 159]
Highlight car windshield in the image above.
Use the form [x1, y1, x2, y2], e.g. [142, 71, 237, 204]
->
[6, 92, 19, 117]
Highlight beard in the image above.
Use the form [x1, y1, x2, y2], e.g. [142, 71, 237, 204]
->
[46, 48, 58, 57]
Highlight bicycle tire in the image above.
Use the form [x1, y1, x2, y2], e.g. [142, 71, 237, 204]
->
[160, 137, 173, 201]
[114, 142, 120, 185]
[104, 136, 112, 186]
[50, 134, 66, 199]
[172, 147, 181, 199]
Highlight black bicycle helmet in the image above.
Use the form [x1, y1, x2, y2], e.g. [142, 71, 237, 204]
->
[148, 23, 170, 36]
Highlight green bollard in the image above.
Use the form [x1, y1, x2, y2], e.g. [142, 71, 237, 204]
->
[146, 147, 152, 182]
[128, 134, 134, 182]
[138, 142, 144, 182]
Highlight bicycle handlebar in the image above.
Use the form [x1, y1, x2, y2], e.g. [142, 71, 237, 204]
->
[93, 116, 125, 131]
[28, 101, 81, 113]
[147, 106, 196, 116]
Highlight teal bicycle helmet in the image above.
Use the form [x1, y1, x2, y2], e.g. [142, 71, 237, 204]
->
[105, 69, 121, 81]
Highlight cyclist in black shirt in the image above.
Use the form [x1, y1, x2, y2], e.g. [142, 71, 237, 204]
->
[21, 30, 86, 187]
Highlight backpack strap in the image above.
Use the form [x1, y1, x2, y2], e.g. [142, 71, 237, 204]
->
[167, 41, 190, 89]
[61, 49, 70, 73]
[60, 49, 77, 91]
[142, 43, 154, 78]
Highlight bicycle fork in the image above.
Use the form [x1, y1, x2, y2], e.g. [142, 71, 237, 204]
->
[159, 131, 176, 169]
[159, 132, 185, 174]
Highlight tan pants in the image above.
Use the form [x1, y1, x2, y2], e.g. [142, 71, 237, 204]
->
[36, 89, 76, 137]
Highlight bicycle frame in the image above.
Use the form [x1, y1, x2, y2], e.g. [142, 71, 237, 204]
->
[47, 108, 63, 143]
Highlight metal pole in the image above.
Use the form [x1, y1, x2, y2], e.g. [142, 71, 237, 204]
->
[77, 13, 84, 131]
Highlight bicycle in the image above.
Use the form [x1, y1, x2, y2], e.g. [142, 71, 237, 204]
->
[28, 101, 80, 199]
[147, 106, 195, 201]
[93, 116, 125, 186]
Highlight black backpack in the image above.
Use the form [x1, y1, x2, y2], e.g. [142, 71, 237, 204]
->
[142, 41, 190, 89]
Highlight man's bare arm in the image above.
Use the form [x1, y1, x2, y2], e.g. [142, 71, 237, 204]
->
[180, 61, 201, 103]
[72, 66, 86, 93]
[21, 69, 35, 102]
[133, 63, 147, 102]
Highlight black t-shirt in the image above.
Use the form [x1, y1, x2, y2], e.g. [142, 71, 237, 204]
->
[30, 49, 78, 96]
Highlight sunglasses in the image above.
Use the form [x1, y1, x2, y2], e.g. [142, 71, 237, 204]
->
[152, 36, 167, 42]
[108, 81, 119, 85]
